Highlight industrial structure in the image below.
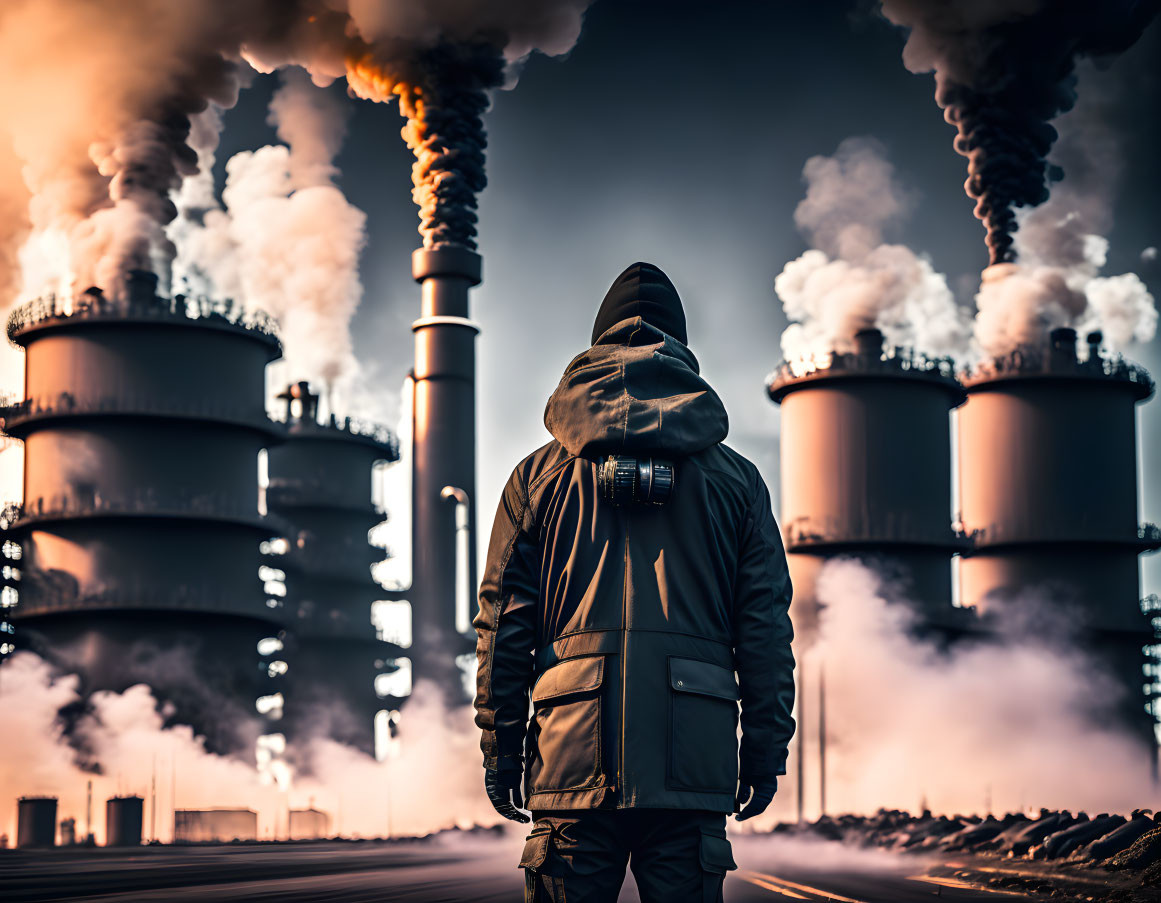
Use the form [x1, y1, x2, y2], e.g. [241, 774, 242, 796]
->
[0, 270, 287, 753]
[174, 809, 257, 843]
[408, 246, 482, 701]
[16, 797, 57, 848]
[105, 796, 143, 847]
[957, 327, 1160, 746]
[288, 807, 331, 840]
[768, 328, 969, 641]
[769, 325, 1160, 815]
[266, 381, 401, 755]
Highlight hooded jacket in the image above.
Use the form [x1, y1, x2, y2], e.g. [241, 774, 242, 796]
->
[473, 317, 796, 813]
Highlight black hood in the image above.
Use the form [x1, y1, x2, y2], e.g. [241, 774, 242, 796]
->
[544, 319, 729, 458]
[592, 262, 688, 346]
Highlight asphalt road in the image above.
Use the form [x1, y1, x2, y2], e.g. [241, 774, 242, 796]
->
[0, 834, 1046, 902]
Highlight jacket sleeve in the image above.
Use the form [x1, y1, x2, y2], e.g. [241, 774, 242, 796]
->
[473, 464, 540, 770]
[732, 471, 796, 782]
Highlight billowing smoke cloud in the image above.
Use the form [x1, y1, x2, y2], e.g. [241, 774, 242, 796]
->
[0, 652, 499, 843]
[776, 138, 970, 361]
[174, 70, 366, 402]
[972, 72, 1158, 357]
[0, 0, 593, 307]
[246, 2, 593, 251]
[879, 0, 1159, 266]
[0, 0, 251, 302]
[781, 560, 1154, 822]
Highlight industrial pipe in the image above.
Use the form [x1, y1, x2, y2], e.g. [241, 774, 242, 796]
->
[411, 246, 481, 702]
[441, 486, 472, 636]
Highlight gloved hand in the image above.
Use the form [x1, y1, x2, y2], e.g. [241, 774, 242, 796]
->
[735, 777, 777, 821]
[485, 757, 530, 823]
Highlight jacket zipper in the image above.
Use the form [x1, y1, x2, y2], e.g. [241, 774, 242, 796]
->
[619, 519, 630, 805]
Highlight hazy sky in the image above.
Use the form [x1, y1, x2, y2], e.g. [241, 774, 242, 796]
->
[214, 1, 1161, 594]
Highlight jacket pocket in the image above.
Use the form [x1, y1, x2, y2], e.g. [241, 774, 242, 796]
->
[529, 656, 606, 792]
[519, 826, 552, 871]
[668, 657, 739, 793]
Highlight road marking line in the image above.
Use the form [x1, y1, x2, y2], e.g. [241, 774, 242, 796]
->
[907, 874, 1032, 897]
[942, 862, 1109, 887]
[742, 870, 871, 903]
[740, 873, 812, 899]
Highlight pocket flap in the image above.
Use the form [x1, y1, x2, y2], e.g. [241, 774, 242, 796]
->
[670, 658, 739, 701]
[699, 829, 737, 874]
[519, 828, 551, 870]
[531, 656, 604, 703]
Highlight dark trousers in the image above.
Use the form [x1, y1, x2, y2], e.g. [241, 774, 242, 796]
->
[519, 809, 736, 903]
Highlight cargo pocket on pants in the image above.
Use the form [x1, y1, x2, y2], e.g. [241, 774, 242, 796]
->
[699, 827, 737, 903]
[520, 825, 564, 903]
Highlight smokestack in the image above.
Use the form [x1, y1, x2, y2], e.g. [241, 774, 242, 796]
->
[854, 327, 884, 360]
[411, 246, 482, 701]
[1049, 326, 1078, 368]
[1086, 330, 1104, 361]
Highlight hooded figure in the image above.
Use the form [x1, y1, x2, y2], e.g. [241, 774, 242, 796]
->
[474, 263, 796, 903]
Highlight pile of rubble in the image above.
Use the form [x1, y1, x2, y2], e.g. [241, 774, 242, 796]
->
[779, 809, 1161, 900]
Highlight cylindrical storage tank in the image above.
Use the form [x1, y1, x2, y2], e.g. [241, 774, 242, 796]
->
[105, 796, 143, 847]
[768, 329, 968, 641]
[410, 247, 481, 701]
[266, 383, 402, 756]
[958, 328, 1158, 743]
[0, 271, 287, 753]
[16, 797, 57, 848]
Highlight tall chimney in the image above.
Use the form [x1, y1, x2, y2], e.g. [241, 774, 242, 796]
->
[411, 246, 482, 701]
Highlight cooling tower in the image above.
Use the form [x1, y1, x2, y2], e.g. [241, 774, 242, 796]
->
[0, 270, 287, 753]
[410, 247, 481, 701]
[768, 329, 969, 641]
[265, 382, 402, 755]
[958, 327, 1159, 744]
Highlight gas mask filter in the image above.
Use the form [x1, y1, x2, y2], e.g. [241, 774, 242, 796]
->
[597, 455, 675, 507]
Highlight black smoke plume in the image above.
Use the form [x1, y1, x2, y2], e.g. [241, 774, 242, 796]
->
[880, 0, 1160, 266]
[398, 44, 505, 250]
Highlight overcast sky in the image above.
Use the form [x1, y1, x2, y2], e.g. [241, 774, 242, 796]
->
[212, 1, 1161, 596]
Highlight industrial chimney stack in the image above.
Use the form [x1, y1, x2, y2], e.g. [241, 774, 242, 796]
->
[410, 247, 481, 701]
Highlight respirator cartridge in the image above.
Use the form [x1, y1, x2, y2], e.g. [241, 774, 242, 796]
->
[597, 455, 675, 507]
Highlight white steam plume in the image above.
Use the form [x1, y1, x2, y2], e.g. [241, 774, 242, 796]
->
[800, 560, 1153, 820]
[776, 138, 971, 362]
[0, 653, 499, 844]
[175, 69, 366, 404]
[0, 0, 249, 302]
[0, 0, 593, 304]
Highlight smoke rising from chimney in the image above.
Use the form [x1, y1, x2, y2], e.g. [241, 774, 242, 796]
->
[776, 137, 970, 361]
[878, 0, 1159, 267]
[0, 0, 593, 306]
[972, 70, 1158, 357]
[0, 0, 251, 302]
[174, 70, 367, 406]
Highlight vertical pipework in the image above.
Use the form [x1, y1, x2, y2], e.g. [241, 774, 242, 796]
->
[411, 246, 482, 701]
